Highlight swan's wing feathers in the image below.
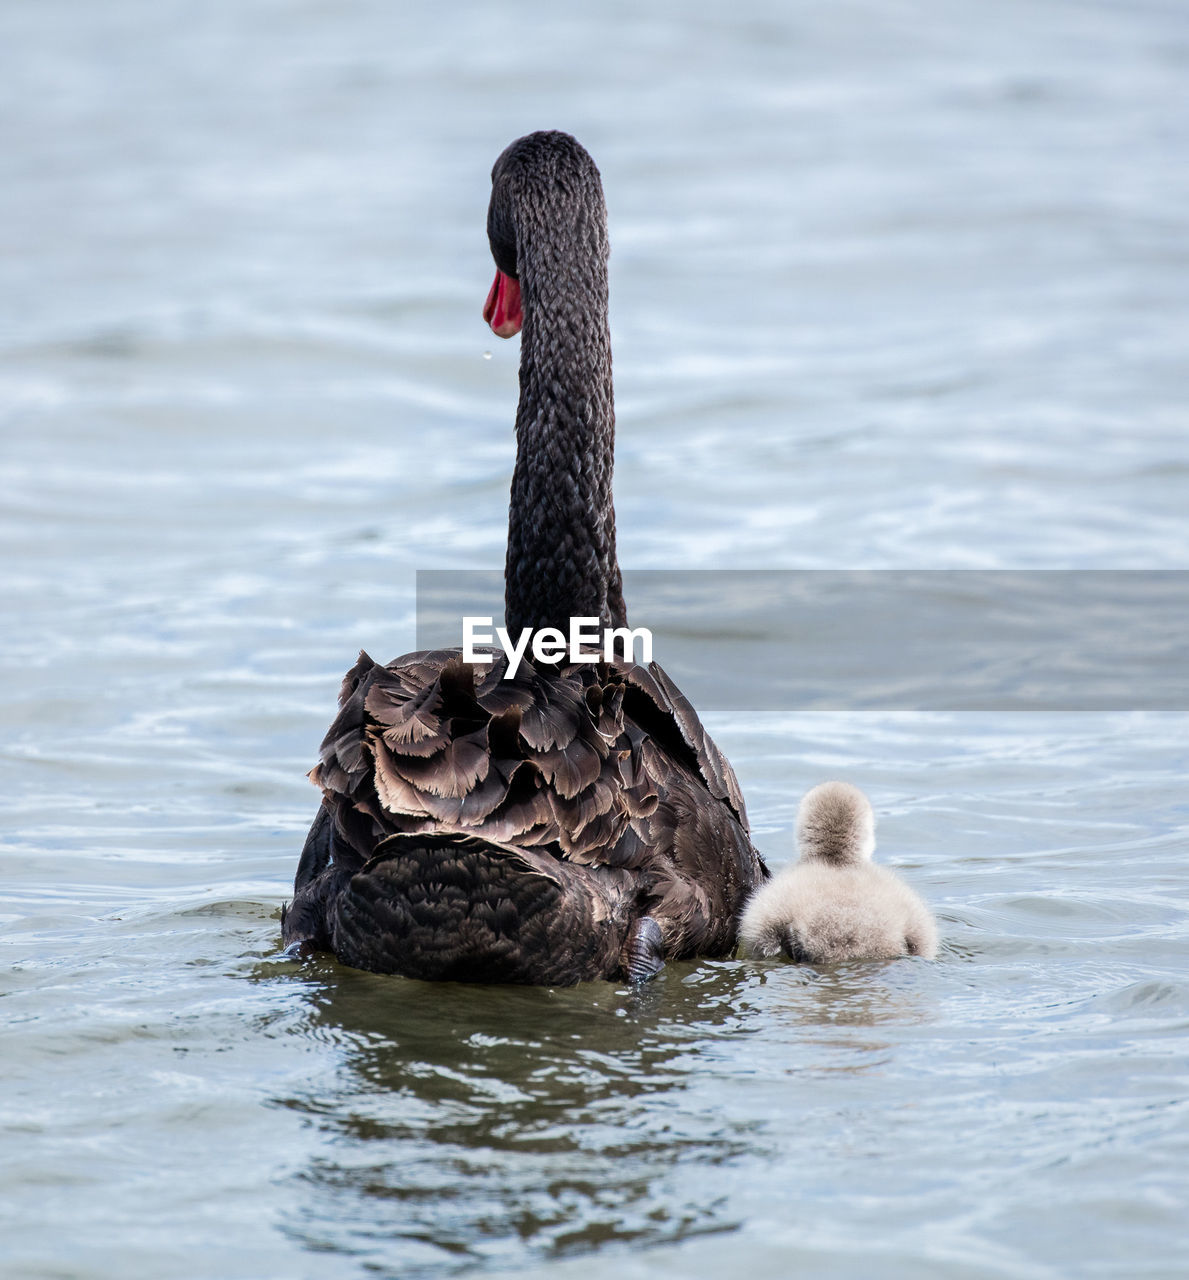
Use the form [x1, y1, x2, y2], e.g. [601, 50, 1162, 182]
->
[370, 738, 432, 817]
[310, 652, 758, 902]
[327, 831, 630, 984]
[474, 654, 537, 714]
[474, 761, 549, 843]
[388, 724, 492, 798]
[535, 734, 603, 800]
[559, 753, 620, 827]
[367, 830, 554, 880]
[557, 804, 629, 863]
[621, 661, 749, 829]
[517, 669, 585, 752]
[367, 676, 445, 752]
[634, 773, 761, 954]
[596, 681, 625, 741]
[351, 657, 633, 865]
[295, 650, 766, 978]
[336, 649, 379, 706]
[310, 652, 377, 792]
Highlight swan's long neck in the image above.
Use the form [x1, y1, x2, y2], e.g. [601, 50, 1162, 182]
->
[504, 205, 626, 637]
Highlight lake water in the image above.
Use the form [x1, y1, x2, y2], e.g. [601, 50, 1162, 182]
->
[2, 2, 1187, 1277]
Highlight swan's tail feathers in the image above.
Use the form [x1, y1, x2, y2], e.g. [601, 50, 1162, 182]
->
[326, 832, 626, 985]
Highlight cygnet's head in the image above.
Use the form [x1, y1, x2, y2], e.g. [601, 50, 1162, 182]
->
[796, 781, 876, 866]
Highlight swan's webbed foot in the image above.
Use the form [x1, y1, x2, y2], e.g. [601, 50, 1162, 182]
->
[281, 938, 318, 961]
[624, 916, 666, 984]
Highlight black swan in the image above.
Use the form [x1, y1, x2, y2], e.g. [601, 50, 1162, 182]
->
[281, 131, 767, 984]
[738, 781, 938, 963]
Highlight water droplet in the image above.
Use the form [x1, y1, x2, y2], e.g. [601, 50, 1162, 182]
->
[482, 350, 492, 360]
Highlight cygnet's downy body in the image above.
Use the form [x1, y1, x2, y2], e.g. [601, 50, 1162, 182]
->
[739, 782, 937, 963]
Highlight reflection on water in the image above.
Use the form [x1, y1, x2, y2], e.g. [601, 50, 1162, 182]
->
[259, 956, 945, 1272]
[270, 966, 764, 1269]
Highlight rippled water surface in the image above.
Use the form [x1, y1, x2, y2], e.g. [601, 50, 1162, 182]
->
[2, 2, 1188, 1277]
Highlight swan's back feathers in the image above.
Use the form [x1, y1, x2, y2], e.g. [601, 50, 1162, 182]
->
[311, 649, 747, 863]
[624, 660, 748, 826]
[290, 647, 765, 981]
[327, 831, 632, 984]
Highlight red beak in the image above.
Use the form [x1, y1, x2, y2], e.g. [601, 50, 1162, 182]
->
[483, 270, 523, 338]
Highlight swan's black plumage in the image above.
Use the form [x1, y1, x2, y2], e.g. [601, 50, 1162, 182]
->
[283, 132, 767, 983]
[495, 131, 625, 636]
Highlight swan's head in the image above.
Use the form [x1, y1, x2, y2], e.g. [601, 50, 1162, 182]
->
[796, 781, 876, 866]
[483, 131, 608, 339]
